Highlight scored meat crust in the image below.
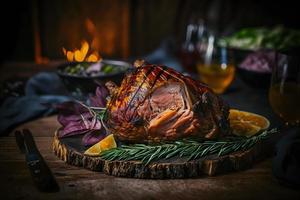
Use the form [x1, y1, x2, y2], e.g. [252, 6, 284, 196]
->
[106, 61, 230, 143]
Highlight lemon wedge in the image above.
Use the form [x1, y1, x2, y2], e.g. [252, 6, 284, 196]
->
[84, 134, 117, 156]
[229, 109, 270, 137]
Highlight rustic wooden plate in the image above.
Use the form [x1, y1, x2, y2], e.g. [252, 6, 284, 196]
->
[53, 129, 280, 179]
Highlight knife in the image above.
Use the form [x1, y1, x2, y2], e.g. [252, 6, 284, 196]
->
[15, 130, 25, 153]
[14, 129, 59, 192]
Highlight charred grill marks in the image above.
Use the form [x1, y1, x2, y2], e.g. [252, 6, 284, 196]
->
[107, 63, 230, 143]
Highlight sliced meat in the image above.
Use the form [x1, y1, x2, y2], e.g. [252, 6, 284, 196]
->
[106, 62, 230, 143]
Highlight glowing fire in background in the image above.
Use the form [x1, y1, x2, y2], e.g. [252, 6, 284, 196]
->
[62, 40, 101, 62]
[62, 19, 102, 62]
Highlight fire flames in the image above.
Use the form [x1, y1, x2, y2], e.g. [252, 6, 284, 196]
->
[62, 19, 102, 62]
[62, 40, 101, 62]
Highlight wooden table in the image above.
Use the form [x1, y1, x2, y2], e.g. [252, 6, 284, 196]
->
[0, 115, 299, 200]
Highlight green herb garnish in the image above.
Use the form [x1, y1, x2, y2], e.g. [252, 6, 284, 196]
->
[100, 128, 277, 165]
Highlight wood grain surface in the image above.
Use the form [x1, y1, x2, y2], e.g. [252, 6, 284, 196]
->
[0, 115, 299, 199]
[53, 129, 276, 179]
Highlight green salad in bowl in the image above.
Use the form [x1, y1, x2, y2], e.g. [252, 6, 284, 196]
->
[219, 26, 300, 51]
[60, 61, 130, 77]
[57, 60, 132, 100]
[218, 26, 300, 88]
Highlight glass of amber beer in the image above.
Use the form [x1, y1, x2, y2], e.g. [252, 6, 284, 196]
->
[269, 48, 300, 126]
[196, 34, 235, 94]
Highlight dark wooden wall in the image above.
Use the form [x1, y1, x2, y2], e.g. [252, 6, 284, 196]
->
[1, 0, 299, 63]
[38, 0, 130, 60]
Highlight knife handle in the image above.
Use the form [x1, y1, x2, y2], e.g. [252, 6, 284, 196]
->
[22, 129, 60, 192]
[14, 130, 25, 153]
[25, 153, 59, 192]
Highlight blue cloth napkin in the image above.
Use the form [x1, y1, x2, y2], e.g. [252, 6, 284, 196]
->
[25, 72, 69, 95]
[0, 72, 72, 135]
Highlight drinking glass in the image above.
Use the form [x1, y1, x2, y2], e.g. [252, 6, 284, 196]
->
[177, 20, 203, 73]
[196, 34, 235, 94]
[268, 48, 300, 126]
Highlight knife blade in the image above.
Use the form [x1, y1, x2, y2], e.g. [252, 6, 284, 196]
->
[15, 129, 59, 192]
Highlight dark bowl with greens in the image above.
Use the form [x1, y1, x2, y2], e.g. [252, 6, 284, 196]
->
[219, 26, 300, 51]
[57, 60, 131, 99]
[219, 26, 300, 88]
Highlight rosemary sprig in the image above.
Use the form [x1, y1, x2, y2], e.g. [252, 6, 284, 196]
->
[75, 100, 107, 120]
[100, 128, 278, 165]
[75, 100, 108, 131]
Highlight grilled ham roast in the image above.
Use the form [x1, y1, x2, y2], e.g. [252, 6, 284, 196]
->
[106, 60, 230, 143]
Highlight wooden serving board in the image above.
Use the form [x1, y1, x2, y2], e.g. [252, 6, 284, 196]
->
[53, 130, 281, 179]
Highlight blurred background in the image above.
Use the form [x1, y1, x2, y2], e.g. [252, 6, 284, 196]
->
[1, 0, 299, 64]
[0, 0, 299, 101]
[1, 0, 299, 106]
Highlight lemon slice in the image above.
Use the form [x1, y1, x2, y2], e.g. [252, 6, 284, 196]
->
[84, 134, 117, 156]
[229, 109, 270, 137]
